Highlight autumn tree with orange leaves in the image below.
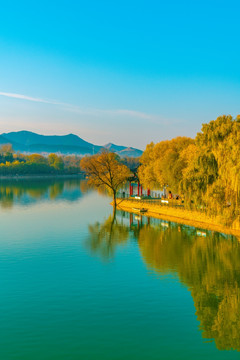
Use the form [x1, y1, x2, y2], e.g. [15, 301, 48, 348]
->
[80, 151, 131, 208]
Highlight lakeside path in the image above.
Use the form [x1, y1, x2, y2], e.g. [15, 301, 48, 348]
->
[115, 199, 240, 238]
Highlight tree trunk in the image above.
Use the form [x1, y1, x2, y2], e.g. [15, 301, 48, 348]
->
[113, 189, 117, 209]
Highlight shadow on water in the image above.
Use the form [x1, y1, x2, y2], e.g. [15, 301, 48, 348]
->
[0, 178, 90, 208]
[87, 209, 240, 351]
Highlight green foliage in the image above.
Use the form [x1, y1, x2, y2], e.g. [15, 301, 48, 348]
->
[0, 150, 82, 175]
[0, 144, 14, 163]
[48, 153, 64, 170]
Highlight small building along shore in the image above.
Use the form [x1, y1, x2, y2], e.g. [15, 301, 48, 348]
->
[118, 180, 165, 199]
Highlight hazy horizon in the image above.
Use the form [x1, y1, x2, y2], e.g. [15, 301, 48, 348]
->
[0, 128, 146, 150]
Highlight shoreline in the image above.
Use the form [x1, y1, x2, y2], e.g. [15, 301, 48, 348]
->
[0, 174, 85, 180]
[115, 199, 240, 238]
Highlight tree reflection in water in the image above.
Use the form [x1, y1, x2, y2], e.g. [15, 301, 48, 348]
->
[85, 210, 129, 261]
[138, 221, 240, 351]
[87, 210, 240, 351]
[2, 177, 240, 352]
[0, 178, 88, 207]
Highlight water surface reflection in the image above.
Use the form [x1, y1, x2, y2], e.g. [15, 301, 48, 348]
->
[85, 212, 129, 261]
[88, 210, 240, 351]
[0, 179, 240, 358]
[0, 178, 89, 207]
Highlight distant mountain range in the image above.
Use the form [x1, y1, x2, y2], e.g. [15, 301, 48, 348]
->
[0, 131, 143, 158]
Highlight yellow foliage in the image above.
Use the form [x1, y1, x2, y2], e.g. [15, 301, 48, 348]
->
[80, 151, 131, 206]
[138, 137, 194, 192]
[140, 115, 240, 221]
[138, 223, 240, 350]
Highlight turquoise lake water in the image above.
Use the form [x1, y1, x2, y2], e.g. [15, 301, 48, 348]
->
[0, 178, 240, 359]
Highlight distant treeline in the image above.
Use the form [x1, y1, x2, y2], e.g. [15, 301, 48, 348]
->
[0, 145, 83, 175]
[138, 115, 240, 226]
[0, 144, 140, 177]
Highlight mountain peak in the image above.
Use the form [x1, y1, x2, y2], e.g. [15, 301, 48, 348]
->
[0, 131, 142, 157]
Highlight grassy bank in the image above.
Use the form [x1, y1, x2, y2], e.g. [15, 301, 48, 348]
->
[115, 198, 240, 238]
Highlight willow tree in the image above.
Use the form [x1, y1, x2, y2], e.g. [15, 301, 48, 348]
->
[138, 137, 194, 192]
[182, 115, 240, 219]
[80, 151, 131, 208]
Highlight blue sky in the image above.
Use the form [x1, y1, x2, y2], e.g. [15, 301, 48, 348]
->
[0, 0, 239, 149]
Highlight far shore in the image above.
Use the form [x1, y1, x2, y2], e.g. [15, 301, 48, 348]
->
[115, 198, 240, 238]
[0, 174, 85, 180]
